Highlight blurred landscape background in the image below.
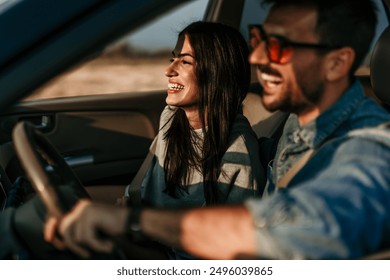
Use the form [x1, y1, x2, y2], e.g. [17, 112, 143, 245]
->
[25, 0, 382, 101]
[26, 0, 209, 101]
[27, 43, 171, 100]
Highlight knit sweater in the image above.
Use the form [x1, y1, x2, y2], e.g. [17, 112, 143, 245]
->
[141, 106, 264, 208]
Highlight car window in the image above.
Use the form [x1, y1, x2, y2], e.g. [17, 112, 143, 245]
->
[239, 0, 389, 75]
[26, 0, 208, 101]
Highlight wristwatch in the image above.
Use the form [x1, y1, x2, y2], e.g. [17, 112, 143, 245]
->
[127, 207, 146, 243]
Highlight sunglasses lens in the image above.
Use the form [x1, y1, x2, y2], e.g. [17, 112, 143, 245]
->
[248, 25, 294, 64]
[267, 37, 293, 64]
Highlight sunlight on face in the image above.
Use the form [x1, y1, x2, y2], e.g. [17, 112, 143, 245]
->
[165, 35, 198, 109]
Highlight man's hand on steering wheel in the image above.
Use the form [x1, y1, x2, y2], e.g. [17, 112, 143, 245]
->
[45, 199, 129, 258]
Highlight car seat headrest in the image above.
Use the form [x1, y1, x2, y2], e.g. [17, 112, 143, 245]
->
[371, 26, 390, 105]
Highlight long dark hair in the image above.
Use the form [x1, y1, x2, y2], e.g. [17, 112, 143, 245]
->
[163, 21, 250, 205]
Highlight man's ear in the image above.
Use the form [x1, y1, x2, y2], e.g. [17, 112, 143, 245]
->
[324, 47, 355, 81]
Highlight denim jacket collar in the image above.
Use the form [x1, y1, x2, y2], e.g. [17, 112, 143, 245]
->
[297, 80, 365, 149]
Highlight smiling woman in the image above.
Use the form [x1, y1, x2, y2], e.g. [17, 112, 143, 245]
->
[165, 35, 198, 112]
[121, 21, 265, 260]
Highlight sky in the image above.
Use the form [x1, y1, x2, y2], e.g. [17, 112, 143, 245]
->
[123, 0, 388, 55]
[126, 0, 209, 52]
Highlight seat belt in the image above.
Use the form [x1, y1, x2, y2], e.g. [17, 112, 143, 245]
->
[276, 148, 314, 189]
[125, 137, 157, 206]
[276, 121, 390, 189]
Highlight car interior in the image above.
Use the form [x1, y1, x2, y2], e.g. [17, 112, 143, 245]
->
[0, 0, 390, 259]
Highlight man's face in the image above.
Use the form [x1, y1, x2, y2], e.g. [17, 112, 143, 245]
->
[165, 34, 198, 108]
[249, 5, 326, 114]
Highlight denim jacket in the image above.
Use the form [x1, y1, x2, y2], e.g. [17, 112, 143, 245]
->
[246, 80, 390, 259]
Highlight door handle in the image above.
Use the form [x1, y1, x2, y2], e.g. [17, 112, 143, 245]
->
[19, 115, 54, 132]
[34, 115, 52, 129]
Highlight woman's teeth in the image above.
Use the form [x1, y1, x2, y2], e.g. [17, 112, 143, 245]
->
[168, 83, 185, 90]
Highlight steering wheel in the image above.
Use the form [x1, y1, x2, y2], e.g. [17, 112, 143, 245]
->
[11, 121, 90, 258]
[13, 121, 90, 214]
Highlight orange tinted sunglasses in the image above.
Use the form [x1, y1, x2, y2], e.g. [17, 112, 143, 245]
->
[249, 24, 341, 64]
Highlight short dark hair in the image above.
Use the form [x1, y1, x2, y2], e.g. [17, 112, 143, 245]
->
[263, 0, 377, 76]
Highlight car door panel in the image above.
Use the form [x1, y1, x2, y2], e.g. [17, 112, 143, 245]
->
[0, 91, 166, 190]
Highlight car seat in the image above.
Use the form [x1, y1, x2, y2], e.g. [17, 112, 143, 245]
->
[243, 83, 289, 139]
[371, 25, 390, 110]
[242, 83, 289, 195]
[360, 25, 390, 259]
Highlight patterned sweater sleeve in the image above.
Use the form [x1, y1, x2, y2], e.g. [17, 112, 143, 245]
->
[217, 115, 266, 204]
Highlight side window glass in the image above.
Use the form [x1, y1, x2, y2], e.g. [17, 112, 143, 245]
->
[239, 0, 270, 83]
[239, 0, 269, 42]
[27, 0, 208, 100]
